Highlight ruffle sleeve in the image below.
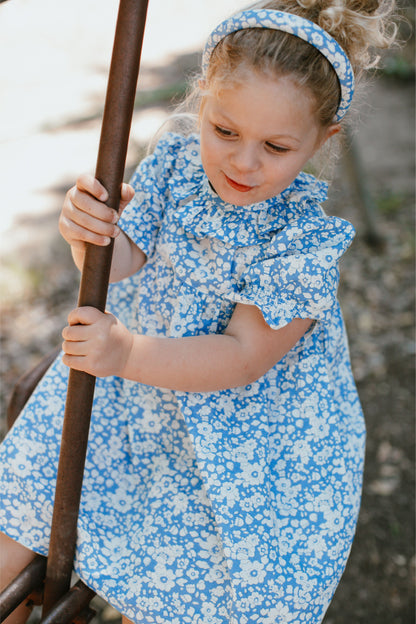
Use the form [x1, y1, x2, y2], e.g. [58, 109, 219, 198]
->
[118, 132, 191, 258]
[229, 214, 355, 329]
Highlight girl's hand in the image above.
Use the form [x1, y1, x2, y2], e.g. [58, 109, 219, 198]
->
[61, 306, 133, 378]
[59, 174, 134, 250]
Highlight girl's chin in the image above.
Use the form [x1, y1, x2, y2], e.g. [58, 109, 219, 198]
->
[217, 186, 262, 206]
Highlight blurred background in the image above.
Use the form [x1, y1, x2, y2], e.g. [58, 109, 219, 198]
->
[0, 0, 414, 622]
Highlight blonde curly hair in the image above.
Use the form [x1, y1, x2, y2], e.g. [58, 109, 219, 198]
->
[203, 0, 397, 126]
[153, 0, 398, 154]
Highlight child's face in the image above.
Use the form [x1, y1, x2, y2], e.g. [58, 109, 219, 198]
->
[199, 72, 337, 206]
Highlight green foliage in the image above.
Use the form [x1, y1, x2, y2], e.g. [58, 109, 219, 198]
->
[134, 81, 189, 109]
[380, 54, 415, 80]
[376, 192, 407, 214]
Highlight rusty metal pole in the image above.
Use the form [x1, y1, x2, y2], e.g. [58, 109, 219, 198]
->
[41, 0, 149, 615]
[41, 580, 96, 624]
[0, 555, 46, 621]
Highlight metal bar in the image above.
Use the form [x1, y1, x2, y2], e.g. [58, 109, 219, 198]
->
[41, 0, 150, 615]
[0, 555, 46, 622]
[40, 580, 96, 624]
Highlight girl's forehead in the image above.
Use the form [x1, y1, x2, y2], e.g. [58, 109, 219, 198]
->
[208, 66, 316, 107]
[205, 73, 318, 130]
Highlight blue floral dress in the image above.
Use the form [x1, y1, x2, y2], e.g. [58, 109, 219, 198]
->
[0, 133, 365, 624]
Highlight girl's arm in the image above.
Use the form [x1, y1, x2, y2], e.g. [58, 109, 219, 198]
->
[59, 174, 146, 282]
[62, 303, 312, 391]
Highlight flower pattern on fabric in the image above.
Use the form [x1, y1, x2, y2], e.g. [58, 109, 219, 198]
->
[0, 133, 365, 624]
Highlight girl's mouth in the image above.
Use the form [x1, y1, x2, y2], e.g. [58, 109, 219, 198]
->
[224, 173, 254, 193]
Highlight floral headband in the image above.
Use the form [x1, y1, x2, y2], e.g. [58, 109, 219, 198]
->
[202, 9, 355, 121]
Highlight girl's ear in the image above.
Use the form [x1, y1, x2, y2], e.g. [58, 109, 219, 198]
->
[322, 123, 341, 145]
[315, 123, 341, 152]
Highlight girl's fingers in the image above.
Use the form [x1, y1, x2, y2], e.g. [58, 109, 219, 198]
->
[62, 324, 89, 342]
[68, 185, 118, 225]
[121, 183, 134, 200]
[65, 176, 133, 224]
[106, 183, 135, 217]
[64, 203, 119, 242]
[61, 353, 87, 371]
[62, 339, 88, 356]
[61, 188, 120, 246]
[76, 173, 108, 202]
[67, 306, 101, 327]
[75, 176, 133, 217]
[62, 308, 99, 353]
[60, 174, 132, 249]
[59, 216, 113, 247]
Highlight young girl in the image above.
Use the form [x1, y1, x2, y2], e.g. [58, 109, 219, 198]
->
[0, 1, 396, 622]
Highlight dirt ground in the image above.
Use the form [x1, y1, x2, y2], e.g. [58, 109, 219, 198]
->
[0, 30, 414, 624]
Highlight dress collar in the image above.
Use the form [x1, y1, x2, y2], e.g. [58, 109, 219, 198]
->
[168, 141, 328, 246]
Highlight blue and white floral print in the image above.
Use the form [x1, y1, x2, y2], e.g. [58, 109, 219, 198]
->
[202, 9, 355, 121]
[0, 133, 365, 623]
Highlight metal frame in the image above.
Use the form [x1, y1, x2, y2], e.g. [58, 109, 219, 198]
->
[0, 1, 149, 621]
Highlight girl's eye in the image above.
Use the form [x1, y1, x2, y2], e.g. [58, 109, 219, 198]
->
[266, 142, 290, 154]
[214, 125, 235, 138]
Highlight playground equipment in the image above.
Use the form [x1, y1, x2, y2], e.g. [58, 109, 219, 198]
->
[0, 0, 149, 620]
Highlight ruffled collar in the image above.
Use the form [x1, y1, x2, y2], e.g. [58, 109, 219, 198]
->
[168, 136, 329, 246]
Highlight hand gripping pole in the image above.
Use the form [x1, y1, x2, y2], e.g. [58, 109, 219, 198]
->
[40, 0, 149, 616]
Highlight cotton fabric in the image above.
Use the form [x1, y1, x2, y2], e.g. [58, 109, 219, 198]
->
[0, 133, 365, 623]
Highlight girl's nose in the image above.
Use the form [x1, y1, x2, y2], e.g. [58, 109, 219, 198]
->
[229, 142, 260, 173]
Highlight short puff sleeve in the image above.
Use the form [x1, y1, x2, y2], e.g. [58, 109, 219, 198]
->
[231, 214, 355, 329]
[118, 133, 185, 258]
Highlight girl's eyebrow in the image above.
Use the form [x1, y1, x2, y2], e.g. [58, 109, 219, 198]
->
[211, 101, 304, 146]
[210, 107, 236, 128]
[211, 105, 303, 146]
[268, 134, 302, 146]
